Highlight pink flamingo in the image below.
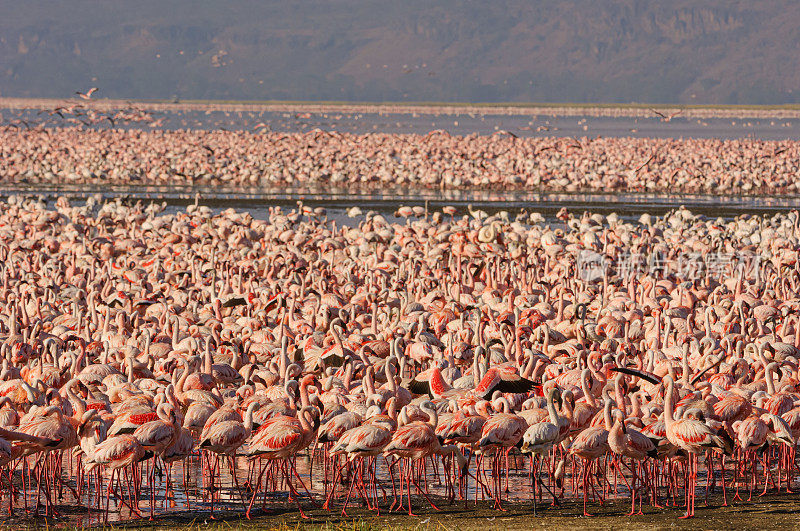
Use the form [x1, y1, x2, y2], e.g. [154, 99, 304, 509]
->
[384, 401, 467, 515]
[18, 405, 78, 516]
[246, 406, 319, 519]
[199, 402, 260, 515]
[84, 434, 146, 522]
[608, 409, 657, 514]
[132, 403, 179, 519]
[330, 422, 393, 514]
[477, 396, 527, 509]
[521, 387, 568, 514]
[567, 409, 609, 516]
[664, 376, 728, 518]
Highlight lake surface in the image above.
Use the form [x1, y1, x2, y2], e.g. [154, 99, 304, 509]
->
[6, 185, 800, 224]
[6, 107, 800, 141]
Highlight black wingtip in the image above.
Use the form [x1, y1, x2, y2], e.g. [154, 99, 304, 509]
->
[497, 377, 535, 395]
[223, 297, 247, 308]
[408, 379, 431, 396]
[717, 428, 735, 456]
[610, 367, 660, 385]
[690, 356, 724, 386]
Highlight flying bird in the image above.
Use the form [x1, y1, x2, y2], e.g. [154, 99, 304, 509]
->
[650, 108, 683, 122]
[76, 87, 99, 100]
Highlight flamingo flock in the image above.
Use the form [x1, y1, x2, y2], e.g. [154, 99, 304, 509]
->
[0, 195, 796, 522]
[0, 126, 799, 194]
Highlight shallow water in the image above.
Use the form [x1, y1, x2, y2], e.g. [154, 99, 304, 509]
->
[5, 185, 800, 227]
[21, 447, 777, 527]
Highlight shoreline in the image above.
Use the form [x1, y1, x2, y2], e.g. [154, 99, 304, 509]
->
[5, 97, 800, 119]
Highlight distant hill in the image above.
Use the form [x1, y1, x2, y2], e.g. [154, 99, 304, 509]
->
[3, 1, 800, 104]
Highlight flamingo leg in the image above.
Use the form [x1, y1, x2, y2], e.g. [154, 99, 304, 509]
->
[582, 458, 593, 517]
[340, 461, 357, 516]
[323, 460, 345, 510]
[406, 458, 416, 516]
[281, 460, 308, 518]
[246, 459, 267, 519]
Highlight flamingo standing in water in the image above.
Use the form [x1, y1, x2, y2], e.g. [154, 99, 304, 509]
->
[477, 396, 527, 509]
[162, 426, 195, 509]
[567, 401, 610, 517]
[733, 413, 768, 500]
[608, 409, 657, 515]
[384, 401, 467, 515]
[246, 406, 319, 518]
[521, 387, 568, 514]
[330, 422, 393, 515]
[0, 426, 62, 516]
[199, 402, 260, 515]
[133, 403, 179, 519]
[84, 433, 146, 522]
[663, 376, 728, 518]
[18, 405, 78, 516]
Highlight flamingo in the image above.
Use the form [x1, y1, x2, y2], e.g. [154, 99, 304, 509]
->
[17, 405, 78, 516]
[521, 387, 568, 514]
[567, 400, 610, 517]
[477, 396, 527, 508]
[384, 401, 467, 515]
[246, 406, 319, 518]
[329, 422, 393, 514]
[608, 409, 657, 514]
[199, 402, 260, 515]
[663, 376, 728, 517]
[75, 87, 99, 100]
[132, 403, 179, 519]
[84, 434, 146, 521]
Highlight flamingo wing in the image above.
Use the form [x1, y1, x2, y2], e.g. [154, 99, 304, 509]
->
[248, 421, 302, 455]
[200, 421, 247, 453]
[475, 368, 535, 398]
[345, 424, 391, 454]
[91, 435, 144, 468]
[669, 419, 730, 454]
[627, 428, 658, 458]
